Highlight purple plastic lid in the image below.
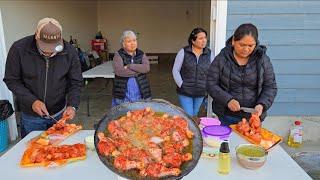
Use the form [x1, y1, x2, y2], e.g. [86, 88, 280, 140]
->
[202, 125, 231, 136]
[200, 117, 221, 126]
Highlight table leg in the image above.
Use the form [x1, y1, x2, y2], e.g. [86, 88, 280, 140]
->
[87, 94, 90, 117]
[105, 79, 110, 87]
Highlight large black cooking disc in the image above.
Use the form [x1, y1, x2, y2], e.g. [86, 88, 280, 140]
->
[94, 99, 203, 180]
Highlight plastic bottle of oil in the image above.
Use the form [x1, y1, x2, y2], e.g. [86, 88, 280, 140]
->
[287, 120, 303, 148]
[218, 141, 230, 174]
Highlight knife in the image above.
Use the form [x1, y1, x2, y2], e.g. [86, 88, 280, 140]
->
[240, 107, 256, 113]
[43, 114, 58, 122]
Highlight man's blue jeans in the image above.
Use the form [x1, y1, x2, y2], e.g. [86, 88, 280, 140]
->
[219, 115, 242, 126]
[20, 112, 62, 138]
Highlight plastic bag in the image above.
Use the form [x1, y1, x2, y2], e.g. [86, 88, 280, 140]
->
[48, 134, 66, 145]
[0, 100, 14, 120]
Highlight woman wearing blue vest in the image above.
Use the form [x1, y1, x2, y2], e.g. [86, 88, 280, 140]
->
[112, 30, 152, 107]
[172, 28, 214, 117]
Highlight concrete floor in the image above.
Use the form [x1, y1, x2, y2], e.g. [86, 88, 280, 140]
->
[72, 57, 179, 129]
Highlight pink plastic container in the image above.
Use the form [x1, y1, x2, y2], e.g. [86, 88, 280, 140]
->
[199, 117, 221, 129]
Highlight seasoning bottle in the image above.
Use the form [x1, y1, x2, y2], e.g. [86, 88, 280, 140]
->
[287, 120, 303, 148]
[218, 141, 231, 174]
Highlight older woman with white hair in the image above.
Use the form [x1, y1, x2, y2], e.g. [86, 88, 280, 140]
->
[112, 30, 152, 106]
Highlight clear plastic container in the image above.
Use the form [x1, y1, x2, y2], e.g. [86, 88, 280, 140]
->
[85, 135, 95, 151]
[202, 125, 231, 147]
[287, 120, 303, 148]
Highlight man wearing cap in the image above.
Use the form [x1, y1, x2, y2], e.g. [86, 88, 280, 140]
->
[4, 18, 83, 137]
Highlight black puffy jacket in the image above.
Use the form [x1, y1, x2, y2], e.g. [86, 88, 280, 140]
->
[206, 37, 277, 120]
[112, 48, 151, 99]
[3, 35, 83, 116]
[177, 46, 211, 97]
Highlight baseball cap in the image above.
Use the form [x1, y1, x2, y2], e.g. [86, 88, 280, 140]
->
[35, 18, 63, 53]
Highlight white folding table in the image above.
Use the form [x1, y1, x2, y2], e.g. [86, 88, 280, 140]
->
[82, 61, 115, 116]
[0, 130, 311, 180]
[82, 61, 115, 79]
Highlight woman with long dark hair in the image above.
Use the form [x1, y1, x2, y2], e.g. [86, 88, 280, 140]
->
[172, 28, 214, 117]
